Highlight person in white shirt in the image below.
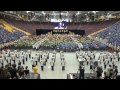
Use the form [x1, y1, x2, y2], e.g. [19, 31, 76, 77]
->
[61, 60, 65, 71]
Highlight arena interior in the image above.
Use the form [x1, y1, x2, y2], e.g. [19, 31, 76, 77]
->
[0, 11, 120, 79]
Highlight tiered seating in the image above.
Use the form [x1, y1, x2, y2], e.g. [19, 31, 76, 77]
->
[75, 36, 107, 50]
[0, 19, 31, 35]
[94, 21, 120, 49]
[67, 19, 120, 35]
[4, 18, 54, 35]
[0, 27, 25, 44]
[2, 17, 120, 35]
[81, 40, 107, 50]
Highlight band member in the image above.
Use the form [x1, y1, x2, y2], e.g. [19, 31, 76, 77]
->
[61, 61, 65, 71]
[22, 58, 25, 65]
[50, 61, 54, 71]
[40, 61, 44, 71]
[36, 61, 38, 65]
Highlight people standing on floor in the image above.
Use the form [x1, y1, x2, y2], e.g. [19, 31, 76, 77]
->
[24, 66, 30, 79]
[9, 64, 19, 79]
[18, 62, 22, 71]
[22, 58, 25, 65]
[24, 66, 29, 76]
[79, 65, 85, 79]
[96, 66, 103, 79]
[32, 65, 38, 74]
[61, 61, 65, 71]
[90, 61, 93, 72]
[114, 66, 118, 78]
[104, 62, 106, 70]
[50, 60, 54, 71]
[109, 69, 113, 79]
[107, 60, 109, 65]
[43, 58, 46, 66]
[18, 66, 24, 78]
[40, 60, 44, 71]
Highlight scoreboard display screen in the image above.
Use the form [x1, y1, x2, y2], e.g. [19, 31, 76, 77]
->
[36, 29, 85, 35]
[54, 21, 67, 29]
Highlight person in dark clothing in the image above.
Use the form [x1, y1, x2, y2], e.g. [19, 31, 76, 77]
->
[110, 69, 113, 79]
[9, 64, 19, 79]
[107, 60, 109, 65]
[10, 59, 11, 66]
[118, 57, 119, 62]
[24, 66, 29, 76]
[7, 63, 12, 73]
[90, 62, 93, 72]
[32, 65, 34, 69]
[38, 56, 40, 62]
[36, 61, 38, 65]
[50, 61, 54, 71]
[110, 57, 112, 62]
[96, 66, 103, 79]
[104, 72, 107, 79]
[104, 63, 106, 69]
[18, 62, 22, 71]
[22, 59, 25, 65]
[114, 66, 118, 77]
[26, 57, 27, 62]
[79, 65, 85, 79]
[73, 74, 78, 79]
[0, 68, 11, 79]
[86, 61, 89, 65]
[18, 66, 24, 78]
[40, 61, 44, 71]
[13, 60, 15, 64]
[6, 60, 8, 63]
[104, 72, 110, 79]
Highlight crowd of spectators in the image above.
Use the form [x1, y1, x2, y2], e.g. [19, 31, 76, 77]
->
[0, 63, 30, 79]
[0, 26, 25, 44]
[92, 21, 120, 51]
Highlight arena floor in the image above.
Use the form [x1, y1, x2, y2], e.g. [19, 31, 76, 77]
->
[2, 50, 120, 79]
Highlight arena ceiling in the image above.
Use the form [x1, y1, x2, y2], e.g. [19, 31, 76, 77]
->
[29, 11, 118, 16]
[28, 11, 120, 22]
[3, 11, 120, 17]
[2, 11, 120, 22]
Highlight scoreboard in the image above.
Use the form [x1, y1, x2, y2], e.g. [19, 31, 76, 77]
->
[54, 21, 67, 29]
[36, 29, 85, 36]
[52, 29, 69, 34]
